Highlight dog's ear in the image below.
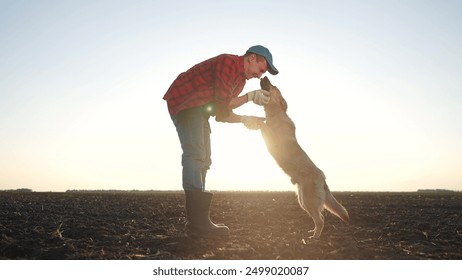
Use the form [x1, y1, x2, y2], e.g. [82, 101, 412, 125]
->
[281, 98, 288, 112]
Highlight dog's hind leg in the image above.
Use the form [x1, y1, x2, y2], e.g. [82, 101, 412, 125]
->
[308, 211, 324, 239]
[296, 183, 309, 213]
[303, 195, 324, 238]
[297, 181, 325, 239]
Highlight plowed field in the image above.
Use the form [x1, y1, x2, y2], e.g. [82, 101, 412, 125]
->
[1, 191, 461, 259]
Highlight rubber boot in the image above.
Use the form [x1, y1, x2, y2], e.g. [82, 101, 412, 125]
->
[184, 190, 229, 238]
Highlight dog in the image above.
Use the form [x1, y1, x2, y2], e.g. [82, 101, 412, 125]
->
[258, 76, 349, 239]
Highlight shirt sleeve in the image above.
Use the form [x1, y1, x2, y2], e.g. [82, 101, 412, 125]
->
[213, 56, 239, 117]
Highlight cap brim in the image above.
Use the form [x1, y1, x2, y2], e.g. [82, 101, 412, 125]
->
[268, 64, 279, 75]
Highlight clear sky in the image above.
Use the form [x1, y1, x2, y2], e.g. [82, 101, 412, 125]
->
[1, 0, 461, 192]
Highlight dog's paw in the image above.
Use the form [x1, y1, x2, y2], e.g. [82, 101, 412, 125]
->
[302, 236, 321, 245]
[307, 229, 321, 239]
[241, 116, 265, 130]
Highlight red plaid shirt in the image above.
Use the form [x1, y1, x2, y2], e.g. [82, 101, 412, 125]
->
[163, 54, 246, 116]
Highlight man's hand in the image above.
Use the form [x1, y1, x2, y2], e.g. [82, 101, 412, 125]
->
[246, 90, 270, 106]
[241, 116, 265, 130]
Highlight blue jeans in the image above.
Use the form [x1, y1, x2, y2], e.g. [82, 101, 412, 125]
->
[171, 106, 212, 191]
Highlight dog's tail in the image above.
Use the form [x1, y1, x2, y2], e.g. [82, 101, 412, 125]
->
[324, 183, 350, 224]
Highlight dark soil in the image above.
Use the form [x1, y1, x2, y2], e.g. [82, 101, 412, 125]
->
[0, 191, 461, 259]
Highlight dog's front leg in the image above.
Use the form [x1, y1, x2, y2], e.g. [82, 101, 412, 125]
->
[260, 124, 273, 148]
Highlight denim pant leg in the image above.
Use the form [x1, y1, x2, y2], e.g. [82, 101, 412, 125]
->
[171, 107, 211, 191]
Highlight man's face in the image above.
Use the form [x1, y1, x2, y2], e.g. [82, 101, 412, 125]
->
[245, 54, 268, 80]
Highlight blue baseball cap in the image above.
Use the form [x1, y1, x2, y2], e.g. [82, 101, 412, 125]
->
[246, 45, 279, 75]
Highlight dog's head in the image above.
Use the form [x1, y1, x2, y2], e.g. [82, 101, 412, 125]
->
[260, 76, 287, 117]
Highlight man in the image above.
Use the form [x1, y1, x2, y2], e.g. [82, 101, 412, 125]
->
[163, 45, 279, 238]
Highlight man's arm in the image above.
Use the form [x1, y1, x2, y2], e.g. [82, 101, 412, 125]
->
[215, 94, 248, 123]
[228, 94, 248, 110]
[215, 109, 243, 123]
[215, 110, 265, 130]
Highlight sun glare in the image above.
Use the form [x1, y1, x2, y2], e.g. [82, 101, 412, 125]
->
[207, 115, 290, 192]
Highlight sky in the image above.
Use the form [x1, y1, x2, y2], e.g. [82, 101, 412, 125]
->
[0, 0, 461, 192]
